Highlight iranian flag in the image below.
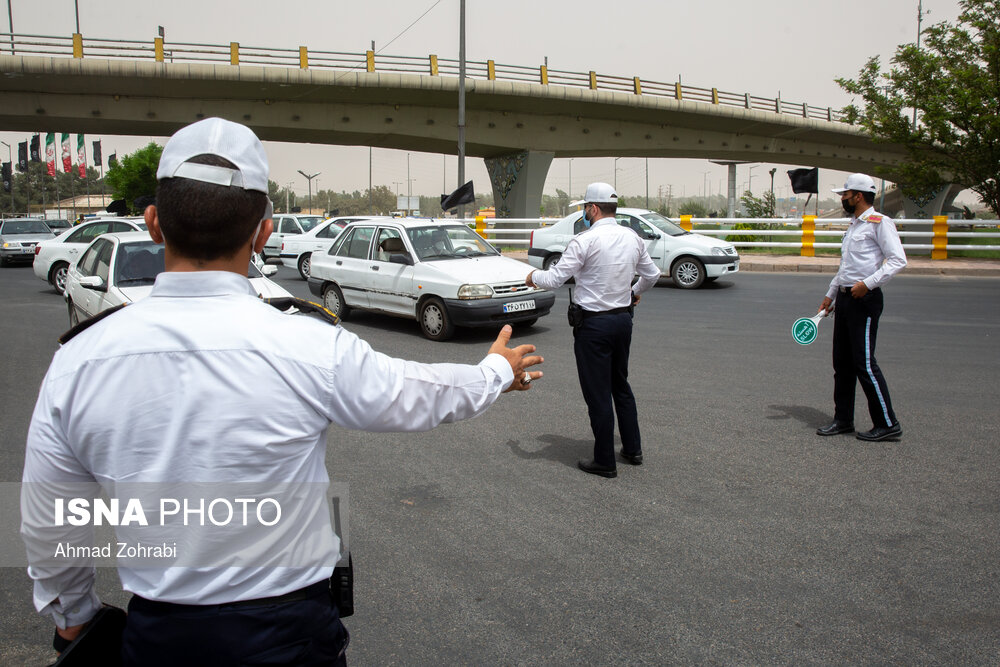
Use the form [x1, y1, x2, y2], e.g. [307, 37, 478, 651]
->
[61, 133, 72, 173]
[77, 135, 86, 177]
[45, 133, 56, 176]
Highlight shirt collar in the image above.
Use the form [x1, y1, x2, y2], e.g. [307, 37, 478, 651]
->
[852, 206, 876, 224]
[590, 217, 617, 228]
[150, 271, 257, 298]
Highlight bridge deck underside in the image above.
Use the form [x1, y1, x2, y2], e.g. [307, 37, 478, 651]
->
[0, 55, 906, 173]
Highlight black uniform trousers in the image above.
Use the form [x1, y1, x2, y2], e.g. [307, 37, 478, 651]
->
[832, 287, 898, 429]
[121, 580, 349, 666]
[574, 311, 642, 467]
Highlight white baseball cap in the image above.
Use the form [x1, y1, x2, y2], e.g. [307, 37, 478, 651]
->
[583, 182, 619, 204]
[157, 118, 270, 194]
[832, 173, 877, 194]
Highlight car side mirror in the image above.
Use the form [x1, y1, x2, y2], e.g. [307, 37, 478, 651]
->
[645, 232, 660, 240]
[261, 264, 278, 277]
[79, 275, 106, 291]
[389, 253, 413, 266]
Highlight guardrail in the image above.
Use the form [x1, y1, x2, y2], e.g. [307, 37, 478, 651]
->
[459, 216, 1000, 258]
[0, 32, 849, 124]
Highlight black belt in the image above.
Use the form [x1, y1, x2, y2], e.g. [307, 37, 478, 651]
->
[132, 580, 328, 612]
[838, 285, 880, 294]
[581, 306, 632, 318]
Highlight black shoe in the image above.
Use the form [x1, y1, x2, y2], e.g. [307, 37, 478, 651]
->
[856, 423, 902, 441]
[816, 420, 854, 436]
[577, 459, 617, 478]
[619, 451, 643, 465]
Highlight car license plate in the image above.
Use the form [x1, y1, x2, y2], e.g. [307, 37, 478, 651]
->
[503, 300, 535, 313]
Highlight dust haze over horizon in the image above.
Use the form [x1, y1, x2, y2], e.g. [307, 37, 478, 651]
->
[2, 0, 979, 209]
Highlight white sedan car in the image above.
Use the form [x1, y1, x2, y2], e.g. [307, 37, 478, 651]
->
[262, 213, 327, 261]
[528, 208, 739, 289]
[65, 232, 292, 326]
[33, 217, 146, 293]
[307, 218, 555, 340]
[279, 215, 383, 279]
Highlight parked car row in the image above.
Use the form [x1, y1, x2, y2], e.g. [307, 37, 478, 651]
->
[10, 208, 740, 342]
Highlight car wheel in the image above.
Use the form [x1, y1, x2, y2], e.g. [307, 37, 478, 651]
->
[297, 254, 311, 280]
[49, 262, 70, 293]
[543, 253, 562, 270]
[322, 283, 350, 320]
[67, 300, 80, 327]
[419, 297, 454, 341]
[671, 257, 705, 289]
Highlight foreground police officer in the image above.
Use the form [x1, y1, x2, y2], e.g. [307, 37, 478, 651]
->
[816, 173, 906, 442]
[22, 118, 542, 665]
[526, 183, 659, 478]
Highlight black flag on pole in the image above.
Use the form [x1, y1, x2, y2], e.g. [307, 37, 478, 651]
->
[108, 153, 118, 168]
[787, 167, 818, 194]
[30, 135, 41, 162]
[92, 140, 102, 167]
[2, 162, 11, 193]
[18, 142, 28, 170]
[440, 180, 475, 212]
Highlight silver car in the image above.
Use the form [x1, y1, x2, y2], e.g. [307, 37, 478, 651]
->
[0, 218, 55, 266]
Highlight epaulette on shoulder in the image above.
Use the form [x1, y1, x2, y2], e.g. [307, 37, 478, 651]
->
[59, 303, 128, 345]
[263, 297, 340, 326]
[866, 214, 884, 223]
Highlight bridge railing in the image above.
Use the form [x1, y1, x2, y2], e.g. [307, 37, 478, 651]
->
[457, 216, 1000, 258]
[0, 31, 849, 123]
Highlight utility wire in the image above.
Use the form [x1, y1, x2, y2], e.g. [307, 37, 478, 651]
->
[376, 0, 444, 55]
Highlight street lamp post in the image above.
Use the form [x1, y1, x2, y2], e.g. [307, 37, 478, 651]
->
[747, 165, 758, 194]
[297, 170, 320, 214]
[614, 157, 621, 190]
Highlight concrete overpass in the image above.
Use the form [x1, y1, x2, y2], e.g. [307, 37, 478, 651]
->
[0, 51, 914, 217]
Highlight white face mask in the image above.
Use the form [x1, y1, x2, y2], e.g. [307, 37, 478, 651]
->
[250, 221, 263, 250]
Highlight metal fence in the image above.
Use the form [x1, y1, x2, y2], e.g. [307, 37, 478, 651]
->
[457, 216, 1000, 254]
[0, 32, 849, 124]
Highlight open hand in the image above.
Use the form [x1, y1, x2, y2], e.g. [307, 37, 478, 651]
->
[488, 325, 544, 392]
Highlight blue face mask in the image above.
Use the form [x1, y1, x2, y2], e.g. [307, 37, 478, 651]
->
[582, 205, 592, 228]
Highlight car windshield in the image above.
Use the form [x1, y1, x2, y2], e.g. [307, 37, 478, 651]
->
[642, 212, 689, 237]
[299, 216, 324, 232]
[407, 225, 499, 261]
[47, 219, 71, 230]
[114, 241, 166, 286]
[1, 219, 51, 235]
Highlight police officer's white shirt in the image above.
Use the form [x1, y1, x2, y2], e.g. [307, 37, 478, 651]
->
[531, 217, 660, 310]
[22, 271, 513, 628]
[826, 206, 907, 299]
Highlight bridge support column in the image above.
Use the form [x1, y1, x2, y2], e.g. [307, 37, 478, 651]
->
[897, 184, 962, 256]
[484, 150, 553, 218]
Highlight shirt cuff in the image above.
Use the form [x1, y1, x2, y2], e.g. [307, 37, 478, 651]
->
[40, 588, 101, 629]
[481, 353, 515, 390]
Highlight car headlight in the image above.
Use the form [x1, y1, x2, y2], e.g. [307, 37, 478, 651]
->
[711, 247, 725, 256]
[457, 284, 494, 300]
[2, 241, 20, 249]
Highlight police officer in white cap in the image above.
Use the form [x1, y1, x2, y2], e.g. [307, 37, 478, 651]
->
[816, 173, 906, 441]
[526, 183, 660, 477]
[22, 117, 542, 665]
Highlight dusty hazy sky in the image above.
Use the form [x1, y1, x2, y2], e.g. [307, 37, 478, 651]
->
[0, 0, 972, 208]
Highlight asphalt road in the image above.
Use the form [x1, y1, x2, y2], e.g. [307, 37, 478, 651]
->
[1, 262, 998, 665]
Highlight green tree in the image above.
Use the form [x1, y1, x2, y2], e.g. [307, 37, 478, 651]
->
[104, 142, 163, 213]
[740, 190, 776, 218]
[837, 0, 1000, 216]
[678, 200, 709, 217]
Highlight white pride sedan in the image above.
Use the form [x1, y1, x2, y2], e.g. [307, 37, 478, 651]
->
[279, 215, 384, 279]
[528, 207, 739, 289]
[33, 217, 146, 293]
[307, 218, 555, 340]
[64, 232, 293, 326]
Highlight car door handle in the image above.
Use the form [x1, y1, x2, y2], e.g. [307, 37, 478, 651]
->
[370, 265, 379, 271]
[336, 260, 343, 265]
